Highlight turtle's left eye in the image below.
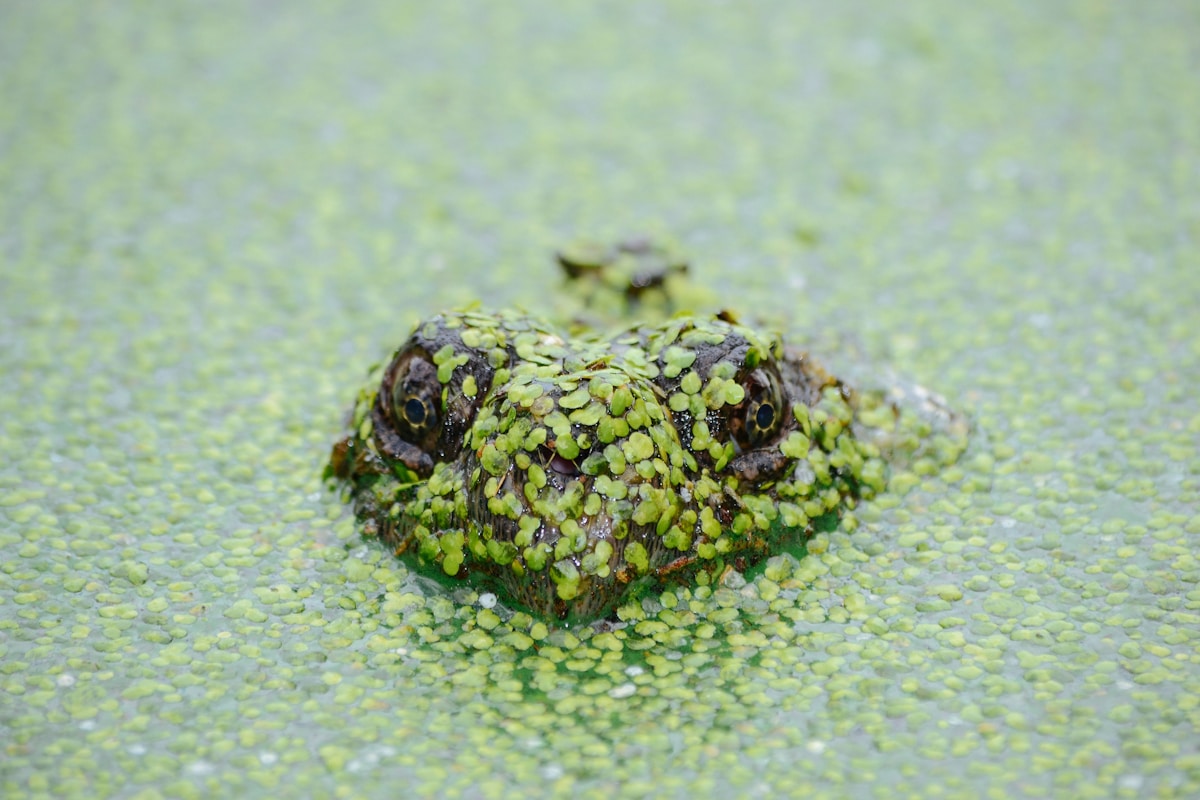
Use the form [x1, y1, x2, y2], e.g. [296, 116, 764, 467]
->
[747, 396, 778, 442]
[732, 370, 785, 451]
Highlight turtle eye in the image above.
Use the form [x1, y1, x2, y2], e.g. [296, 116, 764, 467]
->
[388, 355, 442, 448]
[398, 394, 437, 432]
[732, 370, 785, 450]
[744, 394, 780, 446]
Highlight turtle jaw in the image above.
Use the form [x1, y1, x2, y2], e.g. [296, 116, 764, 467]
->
[452, 461, 678, 621]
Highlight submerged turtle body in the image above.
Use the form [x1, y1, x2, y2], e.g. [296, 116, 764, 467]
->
[329, 245, 966, 622]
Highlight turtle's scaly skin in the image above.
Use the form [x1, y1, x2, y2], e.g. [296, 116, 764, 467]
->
[329, 301, 966, 623]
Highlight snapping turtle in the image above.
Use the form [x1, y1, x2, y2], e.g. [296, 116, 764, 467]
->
[328, 242, 966, 623]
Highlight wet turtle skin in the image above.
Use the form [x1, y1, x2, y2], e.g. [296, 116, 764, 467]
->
[328, 248, 966, 623]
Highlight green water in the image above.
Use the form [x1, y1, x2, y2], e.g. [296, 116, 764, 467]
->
[2, 3, 1198, 798]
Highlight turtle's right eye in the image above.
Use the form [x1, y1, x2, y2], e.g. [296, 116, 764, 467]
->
[396, 391, 438, 438]
[388, 355, 442, 449]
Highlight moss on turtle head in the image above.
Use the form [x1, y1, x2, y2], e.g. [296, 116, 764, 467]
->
[329, 254, 967, 623]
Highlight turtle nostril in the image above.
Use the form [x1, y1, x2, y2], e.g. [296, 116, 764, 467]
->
[539, 445, 582, 477]
[549, 452, 580, 476]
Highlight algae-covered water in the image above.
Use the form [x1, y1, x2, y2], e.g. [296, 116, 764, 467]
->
[2, 3, 1198, 798]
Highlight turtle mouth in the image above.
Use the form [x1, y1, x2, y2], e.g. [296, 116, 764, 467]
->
[464, 444, 595, 540]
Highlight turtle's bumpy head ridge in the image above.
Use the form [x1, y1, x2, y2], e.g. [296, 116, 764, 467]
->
[328, 308, 961, 623]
